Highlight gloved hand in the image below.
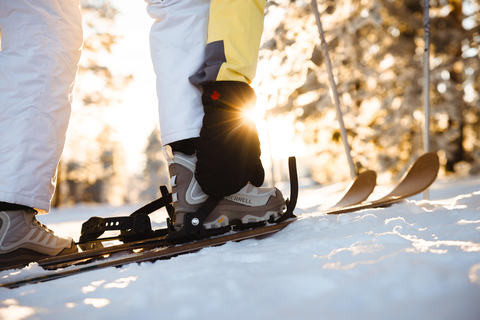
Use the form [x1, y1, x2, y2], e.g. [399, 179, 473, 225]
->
[195, 81, 265, 197]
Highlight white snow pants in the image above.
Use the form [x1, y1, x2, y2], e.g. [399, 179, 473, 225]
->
[146, 0, 209, 146]
[0, 0, 83, 212]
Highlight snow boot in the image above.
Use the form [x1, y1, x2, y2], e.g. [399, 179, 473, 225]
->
[164, 147, 286, 231]
[0, 209, 78, 267]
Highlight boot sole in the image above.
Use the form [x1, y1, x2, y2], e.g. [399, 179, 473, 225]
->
[0, 243, 78, 269]
[203, 204, 286, 229]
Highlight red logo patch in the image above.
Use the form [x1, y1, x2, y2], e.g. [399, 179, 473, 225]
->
[211, 90, 220, 100]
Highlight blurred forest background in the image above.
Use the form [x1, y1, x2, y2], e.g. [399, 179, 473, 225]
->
[2, 0, 477, 207]
[256, 0, 480, 186]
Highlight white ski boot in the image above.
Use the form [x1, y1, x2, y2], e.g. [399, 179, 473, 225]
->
[0, 209, 78, 267]
[164, 147, 286, 231]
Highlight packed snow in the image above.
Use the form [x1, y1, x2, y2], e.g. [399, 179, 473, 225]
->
[1, 175, 480, 320]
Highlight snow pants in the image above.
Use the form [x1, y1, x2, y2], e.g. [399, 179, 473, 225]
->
[0, 0, 265, 211]
[0, 0, 83, 212]
[146, 0, 266, 145]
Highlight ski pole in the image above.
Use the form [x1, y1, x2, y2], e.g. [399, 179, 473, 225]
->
[311, 0, 357, 179]
[423, 0, 431, 200]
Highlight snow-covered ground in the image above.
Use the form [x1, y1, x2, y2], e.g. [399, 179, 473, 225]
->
[1, 175, 480, 320]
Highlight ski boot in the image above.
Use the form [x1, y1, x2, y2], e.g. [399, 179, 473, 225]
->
[164, 147, 286, 233]
[0, 208, 78, 268]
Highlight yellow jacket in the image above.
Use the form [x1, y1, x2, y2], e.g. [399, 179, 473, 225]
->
[190, 0, 266, 85]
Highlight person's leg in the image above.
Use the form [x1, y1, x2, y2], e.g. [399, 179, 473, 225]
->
[146, 0, 209, 146]
[147, 0, 285, 231]
[192, 0, 267, 196]
[146, 0, 265, 148]
[0, 0, 83, 265]
[0, 0, 83, 212]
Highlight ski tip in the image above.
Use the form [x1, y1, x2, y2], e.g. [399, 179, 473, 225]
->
[333, 169, 377, 208]
[412, 152, 440, 178]
[359, 170, 377, 186]
[381, 151, 440, 200]
[420, 152, 440, 167]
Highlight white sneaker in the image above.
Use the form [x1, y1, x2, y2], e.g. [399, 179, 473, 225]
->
[165, 148, 286, 231]
[0, 209, 77, 267]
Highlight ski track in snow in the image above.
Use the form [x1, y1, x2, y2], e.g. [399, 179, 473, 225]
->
[1, 177, 480, 320]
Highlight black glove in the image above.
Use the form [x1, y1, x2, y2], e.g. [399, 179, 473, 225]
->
[195, 81, 265, 197]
